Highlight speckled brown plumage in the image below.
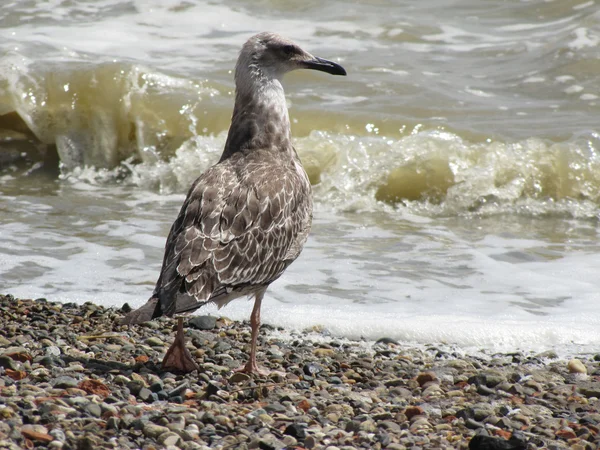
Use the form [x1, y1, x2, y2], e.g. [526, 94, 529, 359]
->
[122, 32, 346, 374]
[142, 147, 311, 319]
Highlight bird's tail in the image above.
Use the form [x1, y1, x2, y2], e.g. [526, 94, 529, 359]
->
[120, 297, 160, 325]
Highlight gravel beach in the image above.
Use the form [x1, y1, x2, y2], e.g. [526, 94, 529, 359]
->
[0, 294, 599, 450]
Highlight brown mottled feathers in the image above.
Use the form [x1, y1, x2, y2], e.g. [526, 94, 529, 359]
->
[122, 147, 312, 324]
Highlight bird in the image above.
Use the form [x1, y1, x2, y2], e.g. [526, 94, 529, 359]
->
[121, 32, 346, 375]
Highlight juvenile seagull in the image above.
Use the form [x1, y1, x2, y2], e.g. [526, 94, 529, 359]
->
[122, 32, 346, 374]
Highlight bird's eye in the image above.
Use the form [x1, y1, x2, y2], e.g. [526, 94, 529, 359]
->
[283, 45, 296, 55]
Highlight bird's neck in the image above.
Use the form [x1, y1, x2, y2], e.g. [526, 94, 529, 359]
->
[221, 75, 293, 161]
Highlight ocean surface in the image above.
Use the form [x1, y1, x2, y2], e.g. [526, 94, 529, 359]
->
[1, 0, 600, 356]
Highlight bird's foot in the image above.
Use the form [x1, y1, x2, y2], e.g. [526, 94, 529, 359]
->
[233, 360, 270, 377]
[161, 339, 200, 373]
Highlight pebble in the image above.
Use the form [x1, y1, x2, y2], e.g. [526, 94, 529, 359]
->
[52, 376, 79, 389]
[145, 337, 164, 347]
[568, 358, 587, 374]
[85, 403, 102, 418]
[188, 316, 217, 330]
[144, 423, 170, 439]
[1, 294, 599, 450]
[158, 431, 181, 446]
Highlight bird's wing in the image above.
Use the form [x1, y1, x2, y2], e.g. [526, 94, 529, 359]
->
[152, 153, 311, 318]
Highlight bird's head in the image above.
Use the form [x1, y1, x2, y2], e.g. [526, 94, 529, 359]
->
[236, 32, 346, 84]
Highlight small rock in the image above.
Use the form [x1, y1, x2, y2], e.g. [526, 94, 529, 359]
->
[385, 445, 407, 450]
[85, 403, 102, 418]
[143, 423, 170, 439]
[52, 376, 79, 389]
[359, 420, 377, 433]
[379, 421, 401, 432]
[106, 416, 119, 431]
[38, 356, 65, 368]
[150, 380, 165, 392]
[282, 435, 297, 447]
[568, 359, 587, 374]
[21, 425, 53, 443]
[465, 418, 484, 429]
[477, 384, 496, 396]
[303, 363, 322, 376]
[138, 387, 154, 402]
[45, 346, 61, 357]
[579, 382, 600, 398]
[536, 350, 558, 359]
[0, 356, 18, 370]
[126, 380, 145, 396]
[229, 372, 251, 383]
[284, 423, 306, 440]
[405, 406, 424, 420]
[416, 371, 436, 386]
[158, 431, 181, 446]
[313, 348, 334, 357]
[213, 341, 231, 352]
[188, 316, 217, 330]
[49, 429, 66, 442]
[304, 435, 316, 449]
[145, 337, 164, 347]
[77, 435, 100, 450]
[168, 381, 189, 398]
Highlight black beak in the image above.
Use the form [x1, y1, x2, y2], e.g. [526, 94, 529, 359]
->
[303, 56, 347, 76]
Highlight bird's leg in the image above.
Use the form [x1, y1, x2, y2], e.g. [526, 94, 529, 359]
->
[234, 291, 269, 376]
[162, 317, 200, 373]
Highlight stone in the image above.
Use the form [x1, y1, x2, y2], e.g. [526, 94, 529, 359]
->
[477, 384, 496, 396]
[52, 376, 79, 389]
[158, 431, 181, 446]
[138, 387, 154, 402]
[85, 403, 102, 418]
[45, 346, 61, 356]
[229, 372, 250, 383]
[536, 350, 559, 359]
[282, 435, 297, 447]
[313, 348, 335, 357]
[405, 406, 424, 420]
[168, 381, 189, 398]
[188, 316, 217, 330]
[568, 359, 587, 374]
[145, 337, 164, 347]
[578, 382, 600, 398]
[21, 425, 52, 443]
[359, 420, 377, 433]
[304, 436, 317, 449]
[465, 418, 484, 430]
[49, 429, 66, 442]
[77, 435, 101, 450]
[416, 371, 436, 386]
[385, 445, 406, 450]
[106, 416, 119, 431]
[303, 363, 323, 375]
[143, 423, 170, 439]
[0, 356, 18, 371]
[126, 380, 145, 396]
